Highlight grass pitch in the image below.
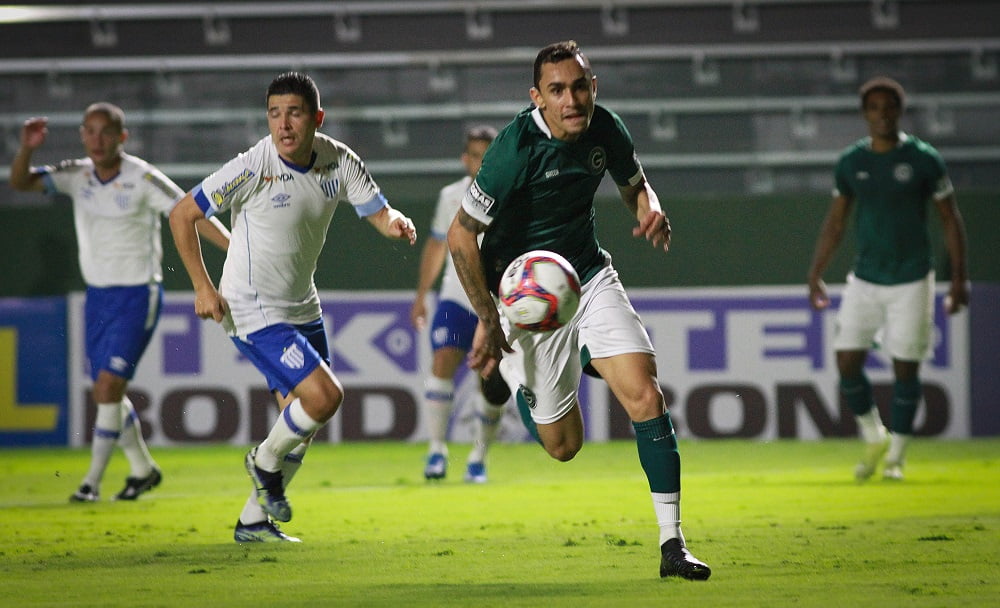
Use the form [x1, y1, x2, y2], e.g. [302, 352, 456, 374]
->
[1, 439, 997, 607]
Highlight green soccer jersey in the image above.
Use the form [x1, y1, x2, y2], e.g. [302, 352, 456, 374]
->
[833, 133, 953, 285]
[463, 104, 643, 293]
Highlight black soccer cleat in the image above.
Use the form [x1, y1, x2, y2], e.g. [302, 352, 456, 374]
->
[659, 538, 712, 580]
[114, 467, 162, 501]
[70, 483, 99, 503]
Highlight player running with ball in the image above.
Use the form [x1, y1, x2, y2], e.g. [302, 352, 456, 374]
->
[447, 41, 711, 580]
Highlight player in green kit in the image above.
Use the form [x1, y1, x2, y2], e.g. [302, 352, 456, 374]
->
[448, 40, 710, 580]
[808, 76, 969, 482]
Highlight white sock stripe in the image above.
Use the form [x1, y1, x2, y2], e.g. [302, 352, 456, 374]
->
[651, 491, 680, 503]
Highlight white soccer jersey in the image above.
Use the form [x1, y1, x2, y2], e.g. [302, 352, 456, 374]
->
[429, 176, 474, 310]
[39, 152, 182, 287]
[192, 133, 387, 337]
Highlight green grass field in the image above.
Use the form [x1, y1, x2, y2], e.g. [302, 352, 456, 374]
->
[1, 439, 998, 607]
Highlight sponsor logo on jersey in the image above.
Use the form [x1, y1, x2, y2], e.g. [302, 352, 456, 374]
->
[320, 178, 340, 199]
[271, 193, 291, 208]
[588, 147, 607, 173]
[856, 171, 870, 180]
[262, 173, 293, 182]
[466, 180, 494, 215]
[893, 163, 913, 183]
[211, 168, 255, 206]
[280, 343, 305, 369]
[545, 169, 560, 178]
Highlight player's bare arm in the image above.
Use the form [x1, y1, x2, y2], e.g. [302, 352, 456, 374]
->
[195, 216, 231, 252]
[807, 195, 853, 310]
[934, 193, 970, 313]
[8, 118, 49, 192]
[169, 193, 228, 322]
[447, 207, 512, 376]
[621, 179, 671, 251]
[411, 236, 448, 329]
[367, 205, 417, 244]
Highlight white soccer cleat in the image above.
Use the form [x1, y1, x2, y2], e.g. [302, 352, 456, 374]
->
[855, 427, 890, 482]
[882, 461, 905, 481]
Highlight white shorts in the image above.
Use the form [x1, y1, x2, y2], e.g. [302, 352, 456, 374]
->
[498, 263, 654, 424]
[833, 271, 935, 361]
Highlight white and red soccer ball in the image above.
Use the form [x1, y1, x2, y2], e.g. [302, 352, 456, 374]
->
[499, 250, 581, 331]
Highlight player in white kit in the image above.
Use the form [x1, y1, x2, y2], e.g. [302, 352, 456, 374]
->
[410, 126, 510, 483]
[170, 72, 417, 542]
[9, 102, 230, 503]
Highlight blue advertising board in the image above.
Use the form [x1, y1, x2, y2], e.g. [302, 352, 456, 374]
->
[0, 298, 68, 446]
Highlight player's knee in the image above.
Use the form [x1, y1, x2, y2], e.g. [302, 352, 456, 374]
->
[544, 441, 581, 462]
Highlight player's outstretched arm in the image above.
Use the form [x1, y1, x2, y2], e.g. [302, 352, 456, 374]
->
[366, 205, 417, 244]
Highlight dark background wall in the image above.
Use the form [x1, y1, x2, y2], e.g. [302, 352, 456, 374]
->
[2, 188, 995, 297]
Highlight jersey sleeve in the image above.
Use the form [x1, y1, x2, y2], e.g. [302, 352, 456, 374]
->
[832, 151, 853, 199]
[923, 143, 954, 201]
[601, 108, 643, 187]
[191, 149, 258, 218]
[428, 184, 455, 241]
[36, 159, 83, 196]
[461, 127, 523, 226]
[340, 146, 388, 218]
[142, 164, 186, 216]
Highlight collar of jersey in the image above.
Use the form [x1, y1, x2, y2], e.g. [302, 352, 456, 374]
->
[279, 150, 317, 173]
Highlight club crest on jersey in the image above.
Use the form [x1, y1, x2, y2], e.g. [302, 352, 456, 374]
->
[588, 147, 607, 174]
[893, 163, 913, 183]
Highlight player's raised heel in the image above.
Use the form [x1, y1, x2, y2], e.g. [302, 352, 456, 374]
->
[659, 538, 712, 581]
[245, 448, 291, 522]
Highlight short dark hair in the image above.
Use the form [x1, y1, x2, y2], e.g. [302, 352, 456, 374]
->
[266, 72, 321, 114]
[859, 76, 905, 110]
[83, 102, 126, 131]
[464, 125, 497, 151]
[533, 40, 593, 90]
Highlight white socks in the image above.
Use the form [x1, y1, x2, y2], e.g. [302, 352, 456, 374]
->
[468, 400, 504, 464]
[116, 397, 155, 478]
[424, 376, 454, 456]
[856, 407, 887, 444]
[886, 432, 910, 464]
[652, 491, 682, 545]
[82, 402, 121, 488]
[255, 399, 321, 472]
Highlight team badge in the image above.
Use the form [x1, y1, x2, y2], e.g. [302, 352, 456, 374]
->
[589, 147, 607, 173]
[893, 163, 913, 183]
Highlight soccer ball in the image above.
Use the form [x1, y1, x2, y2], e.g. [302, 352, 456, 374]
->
[498, 250, 581, 331]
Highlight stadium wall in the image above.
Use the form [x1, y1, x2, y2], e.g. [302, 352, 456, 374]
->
[2, 285, 995, 447]
[0, 191, 997, 297]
